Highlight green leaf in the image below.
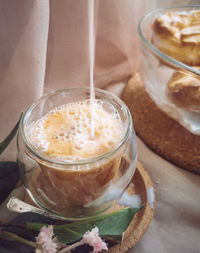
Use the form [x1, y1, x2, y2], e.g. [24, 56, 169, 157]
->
[0, 162, 19, 204]
[26, 222, 48, 231]
[27, 207, 141, 244]
[0, 114, 22, 155]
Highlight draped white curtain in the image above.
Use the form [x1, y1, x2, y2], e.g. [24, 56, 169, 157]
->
[0, 0, 49, 160]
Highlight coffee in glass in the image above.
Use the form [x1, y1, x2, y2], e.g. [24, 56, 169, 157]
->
[17, 88, 137, 220]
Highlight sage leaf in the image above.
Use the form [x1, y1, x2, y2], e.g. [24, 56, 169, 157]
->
[27, 207, 141, 244]
[0, 114, 22, 155]
[0, 208, 141, 252]
[55, 207, 140, 243]
[12, 212, 64, 226]
[0, 162, 19, 204]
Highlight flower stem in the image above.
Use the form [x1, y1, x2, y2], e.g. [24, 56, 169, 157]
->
[58, 239, 84, 253]
[0, 230, 36, 247]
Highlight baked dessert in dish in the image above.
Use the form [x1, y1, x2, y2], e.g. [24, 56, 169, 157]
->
[152, 9, 200, 112]
[123, 74, 200, 174]
[133, 6, 200, 173]
[167, 67, 200, 111]
[152, 10, 200, 66]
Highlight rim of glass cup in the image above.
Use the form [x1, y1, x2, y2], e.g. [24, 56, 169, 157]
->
[20, 87, 133, 167]
[138, 4, 200, 77]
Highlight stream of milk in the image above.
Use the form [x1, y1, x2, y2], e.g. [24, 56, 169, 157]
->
[88, 0, 96, 138]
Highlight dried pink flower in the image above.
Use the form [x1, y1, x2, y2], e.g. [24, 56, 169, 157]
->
[35, 225, 107, 253]
[35, 225, 58, 253]
[83, 227, 108, 253]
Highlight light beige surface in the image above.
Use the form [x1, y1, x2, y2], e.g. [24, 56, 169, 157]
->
[0, 1, 200, 252]
[131, 138, 200, 253]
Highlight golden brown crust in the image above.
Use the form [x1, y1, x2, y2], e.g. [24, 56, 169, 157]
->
[152, 10, 200, 66]
[123, 73, 200, 174]
[167, 68, 200, 111]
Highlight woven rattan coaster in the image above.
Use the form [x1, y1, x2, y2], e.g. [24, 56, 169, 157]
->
[123, 73, 200, 174]
[107, 161, 154, 253]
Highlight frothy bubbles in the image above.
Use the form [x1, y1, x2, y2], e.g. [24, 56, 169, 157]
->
[26, 99, 123, 162]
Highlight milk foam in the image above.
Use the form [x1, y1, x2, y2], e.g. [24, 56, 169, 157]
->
[26, 99, 123, 161]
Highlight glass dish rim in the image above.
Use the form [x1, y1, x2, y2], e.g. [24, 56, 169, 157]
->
[19, 87, 133, 167]
[138, 4, 200, 77]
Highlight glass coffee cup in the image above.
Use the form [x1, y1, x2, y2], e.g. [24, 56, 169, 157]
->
[17, 88, 137, 220]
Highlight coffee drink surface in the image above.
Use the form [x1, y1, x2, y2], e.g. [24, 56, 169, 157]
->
[27, 99, 123, 162]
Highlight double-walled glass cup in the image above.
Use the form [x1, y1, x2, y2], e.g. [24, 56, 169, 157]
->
[17, 88, 137, 220]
